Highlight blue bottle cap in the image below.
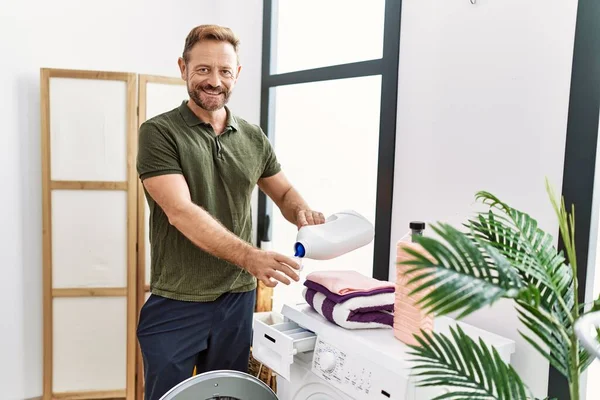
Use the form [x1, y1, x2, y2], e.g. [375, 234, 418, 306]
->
[294, 242, 305, 258]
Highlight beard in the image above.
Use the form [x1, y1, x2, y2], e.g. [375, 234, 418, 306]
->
[188, 82, 231, 112]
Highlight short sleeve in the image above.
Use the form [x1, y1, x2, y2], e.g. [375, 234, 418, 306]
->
[260, 128, 281, 178]
[137, 122, 182, 181]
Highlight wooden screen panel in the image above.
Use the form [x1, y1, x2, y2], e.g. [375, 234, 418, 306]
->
[49, 77, 128, 182]
[52, 190, 127, 288]
[145, 78, 188, 120]
[135, 74, 187, 400]
[41, 68, 137, 400]
[53, 297, 127, 392]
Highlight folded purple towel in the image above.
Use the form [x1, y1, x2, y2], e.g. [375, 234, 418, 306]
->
[302, 287, 394, 329]
[304, 280, 394, 304]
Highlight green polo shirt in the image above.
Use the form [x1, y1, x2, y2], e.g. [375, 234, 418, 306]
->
[137, 100, 281, 302]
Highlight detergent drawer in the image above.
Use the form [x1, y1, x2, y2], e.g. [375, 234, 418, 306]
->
[252, 311, 317, 381]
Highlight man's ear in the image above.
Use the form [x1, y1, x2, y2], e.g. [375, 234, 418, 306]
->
[178, 57, 186, 81]
[235, 64, 242, 83]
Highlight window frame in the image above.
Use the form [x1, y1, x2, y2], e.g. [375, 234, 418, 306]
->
[257, 0, 404, 280]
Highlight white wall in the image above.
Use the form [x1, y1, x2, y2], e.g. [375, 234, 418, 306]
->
[0, 1, 231, 398]
[390, 0, 578, 398]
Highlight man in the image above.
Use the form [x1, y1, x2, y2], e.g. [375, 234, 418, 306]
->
[136, 24, 325, 400]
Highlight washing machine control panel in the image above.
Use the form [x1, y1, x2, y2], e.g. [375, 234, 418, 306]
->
[311, 337, 408, 399]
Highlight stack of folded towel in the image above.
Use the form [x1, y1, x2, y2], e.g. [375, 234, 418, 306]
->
[302, 270, 395, 330]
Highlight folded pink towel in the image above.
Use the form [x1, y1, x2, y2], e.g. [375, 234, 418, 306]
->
[305, 270, 395, 295]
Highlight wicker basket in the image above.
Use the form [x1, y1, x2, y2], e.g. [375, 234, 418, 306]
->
[248, 347, 277, 393]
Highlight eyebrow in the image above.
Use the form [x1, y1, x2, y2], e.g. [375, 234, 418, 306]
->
[193, 64, 234, 70]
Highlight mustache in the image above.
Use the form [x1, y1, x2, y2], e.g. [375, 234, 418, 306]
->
[196, 84, 227, 94]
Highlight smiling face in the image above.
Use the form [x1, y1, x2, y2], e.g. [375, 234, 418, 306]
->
[178, 39, 241, 112]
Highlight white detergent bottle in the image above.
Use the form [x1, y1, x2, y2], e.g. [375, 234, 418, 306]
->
[293, 210, 374, 260]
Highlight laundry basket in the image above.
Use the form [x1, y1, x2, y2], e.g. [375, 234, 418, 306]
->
[188, 348, 276, 392]
[248, 347, 277, 392]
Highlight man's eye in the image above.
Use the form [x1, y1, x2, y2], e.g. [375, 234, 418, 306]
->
[222, 70, 233, 77]
[198, 68, 209, 74]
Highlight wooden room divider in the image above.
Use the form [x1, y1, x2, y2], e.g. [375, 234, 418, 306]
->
[40, 68, 138, 400]
[40, 68, 274, 400]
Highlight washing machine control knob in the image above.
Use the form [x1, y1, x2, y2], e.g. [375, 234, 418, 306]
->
[319, 350, 338, 373]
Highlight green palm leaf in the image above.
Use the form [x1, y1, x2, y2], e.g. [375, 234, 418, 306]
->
[516, 301, 571, 377]
[407, 325, 532, 400]
[402, 183, 586, 399]
[468, 194, 574, 319]
[401, 223, 537, 319]
[467, 193, 577, 374]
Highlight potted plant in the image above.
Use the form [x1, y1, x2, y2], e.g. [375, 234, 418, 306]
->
[399, 179, 600, 399]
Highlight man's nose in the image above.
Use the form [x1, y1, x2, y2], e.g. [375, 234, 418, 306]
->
[206, 70, 221, 87]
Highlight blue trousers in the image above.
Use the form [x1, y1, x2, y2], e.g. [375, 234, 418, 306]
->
[137, 290, 256, 400]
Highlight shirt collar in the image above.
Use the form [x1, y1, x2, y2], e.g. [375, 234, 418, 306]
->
[178, 100, 239, 132]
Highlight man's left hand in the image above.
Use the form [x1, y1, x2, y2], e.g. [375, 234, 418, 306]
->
[296, 209, 326, 229]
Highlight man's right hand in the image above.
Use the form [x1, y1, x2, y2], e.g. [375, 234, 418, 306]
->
[243, 249, 301, 288]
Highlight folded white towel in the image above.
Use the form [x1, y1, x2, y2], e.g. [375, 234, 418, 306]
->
[303, 287, 394, 330]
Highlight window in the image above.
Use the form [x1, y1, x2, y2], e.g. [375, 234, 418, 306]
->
[273, 0, 385, 74]
[258, 0, 402, 312]
[270, 76, 382, 310]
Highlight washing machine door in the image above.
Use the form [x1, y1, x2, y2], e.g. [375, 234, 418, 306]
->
[292, 382, 351, 400]
[159, 370, 279, 400]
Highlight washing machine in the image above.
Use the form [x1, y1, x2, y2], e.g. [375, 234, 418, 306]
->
[253, 302, 515, 400]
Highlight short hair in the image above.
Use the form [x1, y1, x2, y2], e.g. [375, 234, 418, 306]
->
[182, 24, 240, 64]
